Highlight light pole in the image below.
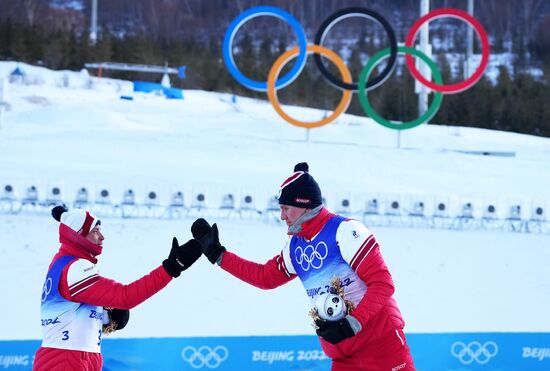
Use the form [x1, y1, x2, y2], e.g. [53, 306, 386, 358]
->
[417, 0, 431, 117]
[465, 0, 474, 79]
[90, 0, 98, 45]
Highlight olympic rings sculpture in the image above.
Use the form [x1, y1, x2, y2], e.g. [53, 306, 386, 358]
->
[181, 345, 229, 369]
[451, 341, 498, 365]
[295, 242, 329, 271]
[222, 6, 490, 130]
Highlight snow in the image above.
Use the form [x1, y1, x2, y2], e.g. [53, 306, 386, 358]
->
[0, 62, 549, 341]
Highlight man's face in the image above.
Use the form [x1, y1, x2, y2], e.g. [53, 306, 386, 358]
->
[280, 204, 308, 227]
[86, 225, 104, 246]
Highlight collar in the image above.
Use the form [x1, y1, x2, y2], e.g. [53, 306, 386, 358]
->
[58, 224, 101, 263]
[289, 207, 335, 241]
[287, 204, 323, 235]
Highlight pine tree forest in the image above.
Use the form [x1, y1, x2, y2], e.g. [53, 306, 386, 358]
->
[1, 0, 550, 137]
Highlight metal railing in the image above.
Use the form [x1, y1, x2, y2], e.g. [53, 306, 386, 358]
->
[1, 183, 548, 235]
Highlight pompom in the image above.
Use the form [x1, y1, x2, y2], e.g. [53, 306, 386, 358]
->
[51, 204, 68, 222]
[294, 162, 309, 173]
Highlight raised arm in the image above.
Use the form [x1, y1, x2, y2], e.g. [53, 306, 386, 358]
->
[59, 238, 202, 309]
[191, 218, 296, 290]
[220, 250, 296, 289]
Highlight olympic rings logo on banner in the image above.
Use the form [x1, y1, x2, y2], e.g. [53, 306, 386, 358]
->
[41, 277, 52, 302]
[451, 341, 498, 365]
[222, 6, 490, 130]
[295, 242, 329, 271]
[181, 345, 229, 369]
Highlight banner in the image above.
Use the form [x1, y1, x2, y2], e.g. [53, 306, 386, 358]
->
[1, 333, 549, 370]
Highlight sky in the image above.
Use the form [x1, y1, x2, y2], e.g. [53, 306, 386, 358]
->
[0, 61, 549, 341]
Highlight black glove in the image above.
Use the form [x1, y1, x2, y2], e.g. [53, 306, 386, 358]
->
[103, 308, 130, 334]
[191, 218, 226, 264]
[110, 308, 130, 330]
[162, 237, 202, 278]
[315, 315, 361, 344]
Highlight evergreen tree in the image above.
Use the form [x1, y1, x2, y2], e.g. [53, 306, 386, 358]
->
[0, 1, 549, 138]
[42, 30, 65, 69]
[23, 24, 44, 63]
[7, 21, 27, 60]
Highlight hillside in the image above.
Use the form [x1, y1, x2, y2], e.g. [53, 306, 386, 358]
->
[0, 62, 549, 370]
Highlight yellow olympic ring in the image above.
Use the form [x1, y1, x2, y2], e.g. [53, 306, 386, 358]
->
[267, 45, 352, 129]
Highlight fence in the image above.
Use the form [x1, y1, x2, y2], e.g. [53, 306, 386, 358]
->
[0, 183, 548, 234]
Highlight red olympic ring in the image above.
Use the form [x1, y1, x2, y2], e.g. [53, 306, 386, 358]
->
[405, 8, 490, 94]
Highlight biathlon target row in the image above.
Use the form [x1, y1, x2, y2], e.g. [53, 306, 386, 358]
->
[222, 6, 490, 130]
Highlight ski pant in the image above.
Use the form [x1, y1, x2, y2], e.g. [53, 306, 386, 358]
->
[331, 329, 415, 371]
[33, 347, 103, 371]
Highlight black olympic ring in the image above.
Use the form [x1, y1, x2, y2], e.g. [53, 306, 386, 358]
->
[314, 7, 398, 91]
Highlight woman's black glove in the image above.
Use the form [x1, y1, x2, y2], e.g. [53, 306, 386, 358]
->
[103, 308, 130, 334]
[162, 237, 202, 278]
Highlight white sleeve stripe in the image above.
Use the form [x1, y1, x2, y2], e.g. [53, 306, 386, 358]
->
[281, 244, 296, 275]
[349, 234, 375, 267]
[279, 262, 290, 278]
[277, 254, 291, 278]
[395, 329, 405, 346]
[69, 275, 100, 295]
[71, 280, 99, 296]
[68, 274, 99, 289]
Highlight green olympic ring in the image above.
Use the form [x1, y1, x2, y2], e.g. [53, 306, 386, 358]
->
[358, 46, 444, 130]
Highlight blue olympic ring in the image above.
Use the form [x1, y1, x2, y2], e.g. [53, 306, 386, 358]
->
[222, 6, 308, 92]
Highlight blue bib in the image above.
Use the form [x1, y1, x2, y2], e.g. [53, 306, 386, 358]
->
[289, 216, 363, 303]
[40, 256, 104, 352]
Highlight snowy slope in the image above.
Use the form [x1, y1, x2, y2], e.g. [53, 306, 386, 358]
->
[0, 62, 549, 341]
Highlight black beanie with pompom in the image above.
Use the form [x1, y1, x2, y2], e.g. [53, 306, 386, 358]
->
[277, 162, 323, 208]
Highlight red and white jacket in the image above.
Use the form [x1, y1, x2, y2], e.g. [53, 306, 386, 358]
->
[219, 208, 406, 360]
[33, 224, 172, 371]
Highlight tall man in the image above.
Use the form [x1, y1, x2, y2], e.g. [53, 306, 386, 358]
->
[192, 162, 415, 370]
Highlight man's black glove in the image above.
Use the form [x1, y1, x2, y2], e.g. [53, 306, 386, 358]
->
[191, 218, 226, 264]
[162, 237, 202, 278]
[103, 308, 130, 334]
[315, 315, 362, 344]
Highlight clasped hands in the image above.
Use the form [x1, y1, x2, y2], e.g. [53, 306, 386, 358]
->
[162, 218, 225, 278]
[190, 218, 226, 265]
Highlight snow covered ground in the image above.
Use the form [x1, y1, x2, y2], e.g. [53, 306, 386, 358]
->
[0, 62, 549, 342]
